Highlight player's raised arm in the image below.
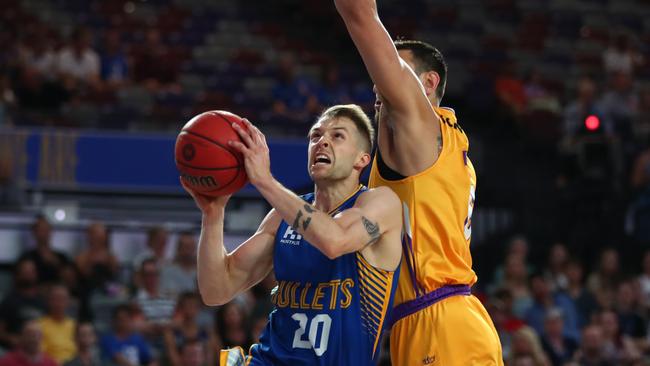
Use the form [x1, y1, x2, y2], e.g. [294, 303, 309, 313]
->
[259, 181, 401, 264]
[319, 187, 402, 261]
[334, 0, 426, 111]
[335, 0, 442, 174]
[228, 119, 401, 269]
[183, 183, 279, 306]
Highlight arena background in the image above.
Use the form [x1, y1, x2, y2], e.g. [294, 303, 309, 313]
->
[0, 0, 649, 365]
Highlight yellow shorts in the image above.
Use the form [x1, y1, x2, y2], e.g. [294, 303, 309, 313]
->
[219, 347, 248, 366]
[390, 294, 503, 366]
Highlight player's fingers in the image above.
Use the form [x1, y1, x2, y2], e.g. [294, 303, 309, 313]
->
[179, 178, 194, 195]
[180, 179, 210, 206]
[240, 119, 260, 142]
[232, 122, 255, 147]
[243, 119, 264, 145]
[228, 140, 250, 156]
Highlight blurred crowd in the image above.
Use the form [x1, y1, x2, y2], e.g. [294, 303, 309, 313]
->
[485, 236, 650, 366]
[0, 214, 277, 366]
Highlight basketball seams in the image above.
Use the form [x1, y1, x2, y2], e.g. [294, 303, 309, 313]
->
[176, 160, 239, 171]
[177, 111, 248, 195]
[212, 112, 245, 191]
[212, 112, 246, 167]
[180, 129, 236, 155]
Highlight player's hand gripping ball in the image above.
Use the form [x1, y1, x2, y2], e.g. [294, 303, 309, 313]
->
[175, 111, 249, 196]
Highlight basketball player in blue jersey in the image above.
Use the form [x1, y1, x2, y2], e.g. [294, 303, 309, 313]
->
[182, 104, 403, 366]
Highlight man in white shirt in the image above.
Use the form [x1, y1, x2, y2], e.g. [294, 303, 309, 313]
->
[57, 28, 101, 88]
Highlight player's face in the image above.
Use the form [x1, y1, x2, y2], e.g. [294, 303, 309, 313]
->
[374, 49, 420, 123]
[307, 117, 365, 181]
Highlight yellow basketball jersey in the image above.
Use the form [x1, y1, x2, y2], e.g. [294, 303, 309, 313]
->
[369, 107, 477, 306]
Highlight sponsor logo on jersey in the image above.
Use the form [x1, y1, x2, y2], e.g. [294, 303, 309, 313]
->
[280, 226, 302, 245]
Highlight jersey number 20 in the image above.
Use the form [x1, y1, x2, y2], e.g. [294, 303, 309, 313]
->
[291, 313, 332, 356]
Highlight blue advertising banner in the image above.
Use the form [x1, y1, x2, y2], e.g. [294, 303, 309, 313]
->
[0, 128, 312, 195]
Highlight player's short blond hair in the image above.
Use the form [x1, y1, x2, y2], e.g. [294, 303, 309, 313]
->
[315, 104, 374, 153]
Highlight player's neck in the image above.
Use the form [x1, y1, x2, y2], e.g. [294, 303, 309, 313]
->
[312, 178, 361, 213]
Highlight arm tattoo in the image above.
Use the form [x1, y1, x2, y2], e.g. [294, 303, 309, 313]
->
[293, 204, 316, 232]
[361, 216, 380, 245]
[302, 217, 312, 231]
[292, 210, 303, 229]
[303, 204, 316, 213]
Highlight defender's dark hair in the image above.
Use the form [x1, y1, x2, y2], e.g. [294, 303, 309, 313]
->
[394, 39, 448, 100]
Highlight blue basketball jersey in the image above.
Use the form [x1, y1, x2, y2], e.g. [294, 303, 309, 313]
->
[248, 185, 400, 366]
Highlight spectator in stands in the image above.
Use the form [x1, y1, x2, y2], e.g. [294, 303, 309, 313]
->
[18, 30, 57, 79]
[59, 261, 84, 316]
[57, 27, 101, 90]
[565, 259, 599, 328]
[20, 215, 70, 283]
[316, 65, 351, 106]
[524, 272, 580, 342]
[631, 145, 650, 190]
[132, 259, 175, 334]
[0, 152, 25, 209]
[0, 258, 45, 350]
[614, 281, 646, 340]
[133, 226, 169, 269]
[544, 242, 569, 291]
[490, 288, 526, 360]
[599, 71, 638, 139]
[563, 76, 610, 142]
[507, 326, 550, 366]
[214, 301, 251, 350]
[540, 308, 578, 365]
[638, 250, 650, 308]
[100, 30, 129, 88]
[602, 33, 644, 76]
[12, 61, 69, 119]
[597, 309, 641, 364]
[160, 232, 197, 298]
[492, 235, 531, 290]
[37, 284, 77, 364]
[63, 322, 100, 366]
[571, 324, 613, 365]
[499, 253, 533, 318]
[249, 273, 277, 322]
[587, 248, 622, 309]
[523, 68, 560, 113]
[271, 56, 320, 131]
[628, 147, 650, 242]
[0, 73, 16, 127]
[271, 55, 314, 115]
[495, 61, 526, 121]
[178, 338, 205, 366]
[132, 29, 179, 91]
[163, 292, 215, 366]
[0, 320, 57, 366]
[76, 222, 118, 293]
[100, 304, 154, 366]
[633, 87, 650, 141]
[249, 314, 268, 345]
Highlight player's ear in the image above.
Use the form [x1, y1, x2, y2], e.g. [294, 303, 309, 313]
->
[421, 71, 440, 98]
[355, 151, 371, 171]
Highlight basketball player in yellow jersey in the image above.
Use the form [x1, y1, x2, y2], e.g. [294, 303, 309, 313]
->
[335, 1, 503, 364]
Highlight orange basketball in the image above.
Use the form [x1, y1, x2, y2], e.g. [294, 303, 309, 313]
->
[175, 111, 248, 196]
